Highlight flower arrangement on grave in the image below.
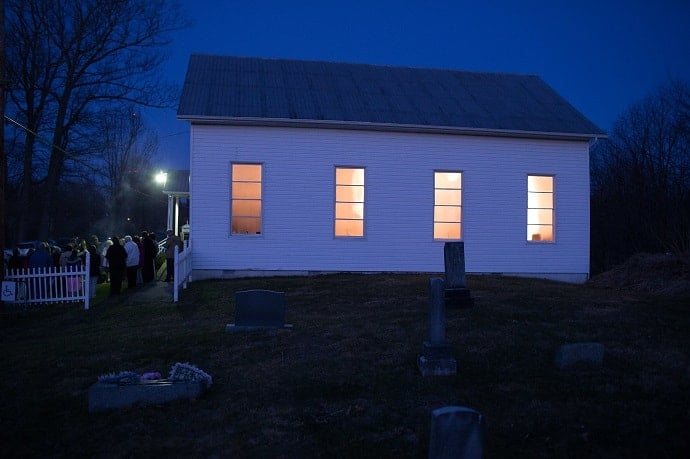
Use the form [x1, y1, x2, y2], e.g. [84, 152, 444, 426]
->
[169, 362, 213, 387]
[97, 363, 212, 387]
[98, 371, 141, 385]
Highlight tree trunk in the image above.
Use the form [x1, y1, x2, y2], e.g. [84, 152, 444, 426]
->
[0, 0, 5, 279]
[36, 122, 67, 241]
[15, 129, 39, 242]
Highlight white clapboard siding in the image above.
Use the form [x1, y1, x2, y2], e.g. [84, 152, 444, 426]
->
[189, 125, 591, 282]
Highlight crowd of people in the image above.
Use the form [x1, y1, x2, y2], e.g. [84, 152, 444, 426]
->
[6, 231, 176, 298]
[102, 232, 160, 296]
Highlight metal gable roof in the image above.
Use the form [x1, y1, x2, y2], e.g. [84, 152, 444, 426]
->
[177, 54, 605, 139]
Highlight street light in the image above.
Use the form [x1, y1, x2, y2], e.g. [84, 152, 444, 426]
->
[154, 170, 174, 233]
[154, 170, 167, 187]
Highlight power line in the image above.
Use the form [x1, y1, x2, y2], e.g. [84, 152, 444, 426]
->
[6, 112, 163, 199]
[4, 114, 98, 173]
[4, 114, 71, 156]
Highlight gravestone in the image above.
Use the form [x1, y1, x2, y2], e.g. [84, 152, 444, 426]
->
[88, 380, 206, 412]
[418, 278, 457, 376]
[429, 406, 485, 459]
[88, 363, 212, 412]
[443, 242, 474, 309]
[554, 342, 605, 370]
[225, 289, 293, 332]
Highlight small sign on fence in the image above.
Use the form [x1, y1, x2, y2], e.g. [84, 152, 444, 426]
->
[2, 281, 16, 302]
[2, 280, 27, 303]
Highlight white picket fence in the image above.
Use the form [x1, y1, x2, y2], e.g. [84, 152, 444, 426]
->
[173, 240, 192, 302]
[3, 242, 193, 307]
[3, 252, 92, 310]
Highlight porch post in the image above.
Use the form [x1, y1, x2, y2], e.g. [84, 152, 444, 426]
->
[167, 194, 174, 231]
[174, 196, 180, 236]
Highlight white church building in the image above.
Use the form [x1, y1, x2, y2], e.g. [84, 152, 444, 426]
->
[177, 55, 605, 283]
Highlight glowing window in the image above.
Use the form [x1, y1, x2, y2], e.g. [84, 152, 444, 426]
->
[335, 167, 364, 237]
[527, 175, 554, 242]
[231, 163, 262, 235]
[434, 171, 462, 240]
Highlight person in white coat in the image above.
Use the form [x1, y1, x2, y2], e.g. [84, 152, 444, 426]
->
[101, 239, 113, 283]
[123, 235, 140, 289]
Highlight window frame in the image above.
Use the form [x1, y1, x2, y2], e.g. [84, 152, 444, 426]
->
[433, 170, 463, 241]
[230, 162, 263, 236]
[526, 174, 555, 243]
[334, 166, 366, 238]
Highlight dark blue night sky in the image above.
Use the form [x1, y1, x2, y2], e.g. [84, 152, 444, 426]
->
[151, 0, 690, 169]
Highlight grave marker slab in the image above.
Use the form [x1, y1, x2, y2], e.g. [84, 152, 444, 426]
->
[226, 289, 293, 332]
[554, 342, 605, 370]
[443, 242, 474, 309]
[88, 380, 206, 412]
[418, 278, 457, 376]
[429, 406, 485, 459]
[88, 363, 212, 412]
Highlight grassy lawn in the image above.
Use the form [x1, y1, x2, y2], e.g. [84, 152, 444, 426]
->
[0, 274, 688, 457]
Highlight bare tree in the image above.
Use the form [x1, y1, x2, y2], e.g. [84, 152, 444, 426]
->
[4, 0, 187, 241]
[591, 80, 690, 271]
[96, 105, 165, 235]
[1, 0, 6, 275]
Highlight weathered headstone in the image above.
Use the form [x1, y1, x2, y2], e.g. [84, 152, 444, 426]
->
[225, 289, 293, 332]
[429, 406, 485, 459]
[418, 278, 457, 376]
[554, 342, 605, 370]
[443, 242, 474, 309]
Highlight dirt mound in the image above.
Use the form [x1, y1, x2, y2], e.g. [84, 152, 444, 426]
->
[587, 253, 690, 296]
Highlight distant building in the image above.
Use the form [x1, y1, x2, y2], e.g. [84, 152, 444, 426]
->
[178, 55, 605, 282]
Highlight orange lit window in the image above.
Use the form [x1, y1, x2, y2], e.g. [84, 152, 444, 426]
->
[335, 167, 364, 237]
[231, 163, 262, 235]
[527, 175, 554, 242]
[434, 171, 462, 240]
